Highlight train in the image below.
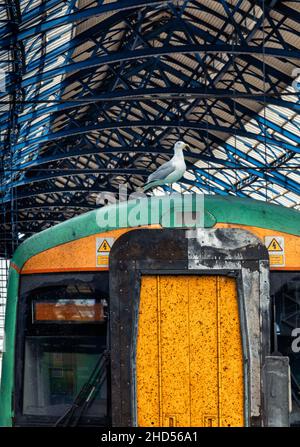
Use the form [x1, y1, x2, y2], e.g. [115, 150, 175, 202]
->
[0, 194, 299, 427]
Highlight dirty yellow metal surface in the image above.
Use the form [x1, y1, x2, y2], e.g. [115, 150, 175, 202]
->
[136, 275, 244, 427]
[21, 225, 160, 274]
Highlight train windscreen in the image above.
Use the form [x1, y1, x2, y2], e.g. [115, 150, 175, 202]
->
[15, 272, 109, 427]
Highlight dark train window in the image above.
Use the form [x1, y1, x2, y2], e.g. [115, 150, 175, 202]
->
[33, 299, 106, 323]
[271, 271, 300, 426]
[16, 272, 110, 427]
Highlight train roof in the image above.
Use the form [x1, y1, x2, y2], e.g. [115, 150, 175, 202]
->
[11, 195, 300, 271]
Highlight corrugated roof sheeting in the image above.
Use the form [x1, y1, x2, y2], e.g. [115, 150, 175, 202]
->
[0, 0, 300, 255]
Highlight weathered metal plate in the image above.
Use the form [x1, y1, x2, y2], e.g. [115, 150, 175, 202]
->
[109, 228, 269, 427]
[137, 275, 244, 427]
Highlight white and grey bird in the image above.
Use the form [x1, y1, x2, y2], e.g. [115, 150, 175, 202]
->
[143, 141, 188, 192]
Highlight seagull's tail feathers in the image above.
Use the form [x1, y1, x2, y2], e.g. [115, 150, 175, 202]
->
[143, 180, 161, 192]
[143, 182, 154, 192]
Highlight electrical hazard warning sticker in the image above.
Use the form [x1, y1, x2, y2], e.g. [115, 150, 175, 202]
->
[98, 239, 111, 252]
[267, 238, 283, 252]
[265, 236, 285, 267]
[96, 237, 115, 268]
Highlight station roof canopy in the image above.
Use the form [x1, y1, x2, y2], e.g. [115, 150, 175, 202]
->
[1, 0, 300, 256]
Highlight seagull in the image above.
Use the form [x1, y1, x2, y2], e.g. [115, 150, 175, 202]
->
[143, 141, 188, 192]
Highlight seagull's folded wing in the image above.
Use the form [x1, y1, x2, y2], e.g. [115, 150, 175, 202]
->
[147, 160, 175, 183]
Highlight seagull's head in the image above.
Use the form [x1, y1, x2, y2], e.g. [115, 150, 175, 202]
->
[174, 141, 189, 155]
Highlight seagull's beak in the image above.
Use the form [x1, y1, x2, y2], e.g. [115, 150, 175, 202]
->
[184, 143, 190, 151]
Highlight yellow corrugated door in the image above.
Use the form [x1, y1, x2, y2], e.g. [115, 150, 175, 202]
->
[136, 275, 244, 427]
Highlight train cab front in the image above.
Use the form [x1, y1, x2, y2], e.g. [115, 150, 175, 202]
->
[2, 195, 299, 428]
[13, 272, 110, 427]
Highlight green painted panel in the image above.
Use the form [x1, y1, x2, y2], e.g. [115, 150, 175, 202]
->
[11, 195, 300, 272]
[0, 267, 18, 426]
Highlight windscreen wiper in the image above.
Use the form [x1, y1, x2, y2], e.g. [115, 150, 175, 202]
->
[54, 350, 110, 427]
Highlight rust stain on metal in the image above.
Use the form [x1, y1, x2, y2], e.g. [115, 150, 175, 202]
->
[137, 275, 244, 427]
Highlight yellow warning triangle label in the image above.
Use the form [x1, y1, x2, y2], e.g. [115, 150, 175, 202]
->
[98, 239, 111, 252]
[267, 238, 283, 252]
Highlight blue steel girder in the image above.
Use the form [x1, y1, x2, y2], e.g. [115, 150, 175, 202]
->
[7, 84, 300, 196]
[10, 5, 296, 154]
[12, 88, 300, 128]
[8, 122, 293, 200]
[208, 135, 300, 194]
[13, 140, 289, 171]
[4, 1, 292, 109]
[0, 1, 169, 47]
[21, 2, 298, 78]
[179, 94, 300, 151]
[1, 168, 149, 191]
[2, 202, 99, 212]
[191, 168, 246, 197]
[228, 100, 300, 145]
[17, 4, 294, 106]
[13, 90, 298, 178]
[8, 147, 277, 188]
[13, 119, 300, 154]
[2, 0, 286, 46]
[9, 148, 300, 199]
[11, 1, 298, 156]
[17, 42, 293, 111]
[2, 176, 202, 202]
[22, 0, 69, 22]
[19, 44, 300, 90]
[164, 173, 231, 197]
[14, 94, 300, 157]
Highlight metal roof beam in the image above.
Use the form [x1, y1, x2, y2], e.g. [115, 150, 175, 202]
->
[2, 202, 98, 211]
[22, 0, 73, 22]
[192, 168, 246, 197]
[210, 136, 300, 195]
[0, 0, 168, 46]
[2, 176, 198, 201]
[14, 88, 300, 127]
[1, 167, 148, 190]
[13, 120, 300, 154]
[230, 100, 300, 145]
[20, 44, 300, 89]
